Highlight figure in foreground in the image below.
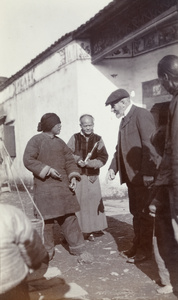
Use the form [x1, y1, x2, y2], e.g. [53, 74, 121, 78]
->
[0, 204, 48, 300]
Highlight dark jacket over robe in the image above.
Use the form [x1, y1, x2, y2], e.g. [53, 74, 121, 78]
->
[23, 133, 81, 220]
[69, 132, 108, 176]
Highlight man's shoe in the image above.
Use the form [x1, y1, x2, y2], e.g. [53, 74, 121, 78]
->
[119, 247, 137, 259]
[127, 254, 151, 264]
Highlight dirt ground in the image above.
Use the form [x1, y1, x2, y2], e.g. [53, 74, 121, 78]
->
[0, 191, 177, 300]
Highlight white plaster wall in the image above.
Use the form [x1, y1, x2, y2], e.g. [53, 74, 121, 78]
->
[95, 43, 178, 106]
[131, 43, 178, 104]
[79, 43, 178, 184]
[74, 59, 120, 183]
[0, 41, 177, 188]
[0, 61, 80, 184]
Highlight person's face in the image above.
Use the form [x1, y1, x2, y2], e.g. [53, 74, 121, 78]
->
[110, 99, 126, 118]
[158, 71, 175, 95]
[158, 74, 171, 93]
[80, 116, 94, 136]
[51, 123, 62, 135]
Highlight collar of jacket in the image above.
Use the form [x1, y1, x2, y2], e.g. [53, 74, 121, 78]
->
[80, 131, 94, 139]
[120, 105, 137, 129]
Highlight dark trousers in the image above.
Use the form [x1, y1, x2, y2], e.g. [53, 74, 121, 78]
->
[127, 184, 153, 256]
[0, 280, 29, 300]
[153, 186, 178, 292]
[44, 213, 86, 257]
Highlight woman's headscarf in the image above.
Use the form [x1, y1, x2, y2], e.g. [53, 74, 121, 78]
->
[37, 113, 61, 132]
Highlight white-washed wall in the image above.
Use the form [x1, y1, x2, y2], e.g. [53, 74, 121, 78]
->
[95, 43, 178, 106]
[0, 40, 177, 191]
[0, 40, 92, 184]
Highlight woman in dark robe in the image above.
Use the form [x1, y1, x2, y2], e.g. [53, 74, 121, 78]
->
[23, 113, 93, 263]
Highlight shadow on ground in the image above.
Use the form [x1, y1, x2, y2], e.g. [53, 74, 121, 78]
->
[106, 216, 160, 281]
[1, 192, 177, 299]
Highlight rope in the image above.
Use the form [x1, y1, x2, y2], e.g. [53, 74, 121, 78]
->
[1, 141, 44, 242]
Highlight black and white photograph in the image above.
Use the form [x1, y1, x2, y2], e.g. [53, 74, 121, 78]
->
[0, 0, 178, 299]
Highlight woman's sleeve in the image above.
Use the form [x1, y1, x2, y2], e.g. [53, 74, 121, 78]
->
[23, 136, 50, 179]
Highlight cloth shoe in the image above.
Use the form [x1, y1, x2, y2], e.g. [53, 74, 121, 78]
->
[94, 230, 105, 236]
[88, 234, 95, 241]
[77, 251, 94, 264]
[83, 233, 95, 241]
[157, 285, 173, 294]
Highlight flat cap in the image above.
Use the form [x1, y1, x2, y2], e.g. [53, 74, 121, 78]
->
[105, 89, 130, 106]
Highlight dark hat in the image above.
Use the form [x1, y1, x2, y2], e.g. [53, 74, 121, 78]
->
[105, 89, 130, 106]
[37, 113, 61, 132]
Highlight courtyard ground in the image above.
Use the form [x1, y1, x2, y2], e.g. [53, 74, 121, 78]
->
[0, 190, 177, 300]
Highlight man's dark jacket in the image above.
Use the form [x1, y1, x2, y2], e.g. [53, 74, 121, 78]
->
[109, 105, 160, 186]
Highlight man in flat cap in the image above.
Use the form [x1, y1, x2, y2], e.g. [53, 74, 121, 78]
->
[106, 88, 160, 263]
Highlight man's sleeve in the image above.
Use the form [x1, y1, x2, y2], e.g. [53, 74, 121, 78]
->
[109, 144, 119, 174]
[67, 135, 81, 163]
[171, 98, 178, 215]
[137, 109, 160, 176]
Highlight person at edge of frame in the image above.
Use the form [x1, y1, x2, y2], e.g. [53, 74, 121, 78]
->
[149, 55, 178, 296]
[0, 203, 48, 300]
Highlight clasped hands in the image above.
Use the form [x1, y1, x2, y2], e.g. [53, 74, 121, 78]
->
[78, 159, 88, 168]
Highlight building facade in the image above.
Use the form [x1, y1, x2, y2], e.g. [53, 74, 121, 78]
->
[0, 0, 177, 187]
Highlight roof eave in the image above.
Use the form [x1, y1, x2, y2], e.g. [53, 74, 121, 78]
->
[0, 33, 73, 92]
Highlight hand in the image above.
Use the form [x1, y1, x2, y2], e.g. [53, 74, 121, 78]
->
[49, 168, 62, 180]
[78, 159, 86, 168]
[69, 177, 77, 192]
[148, 204, 156, 217]
[106, 169, 115, 183]
[143, 175, 154, 187]
[84, 159, 92, 167]
[156, 155, 162, 169]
